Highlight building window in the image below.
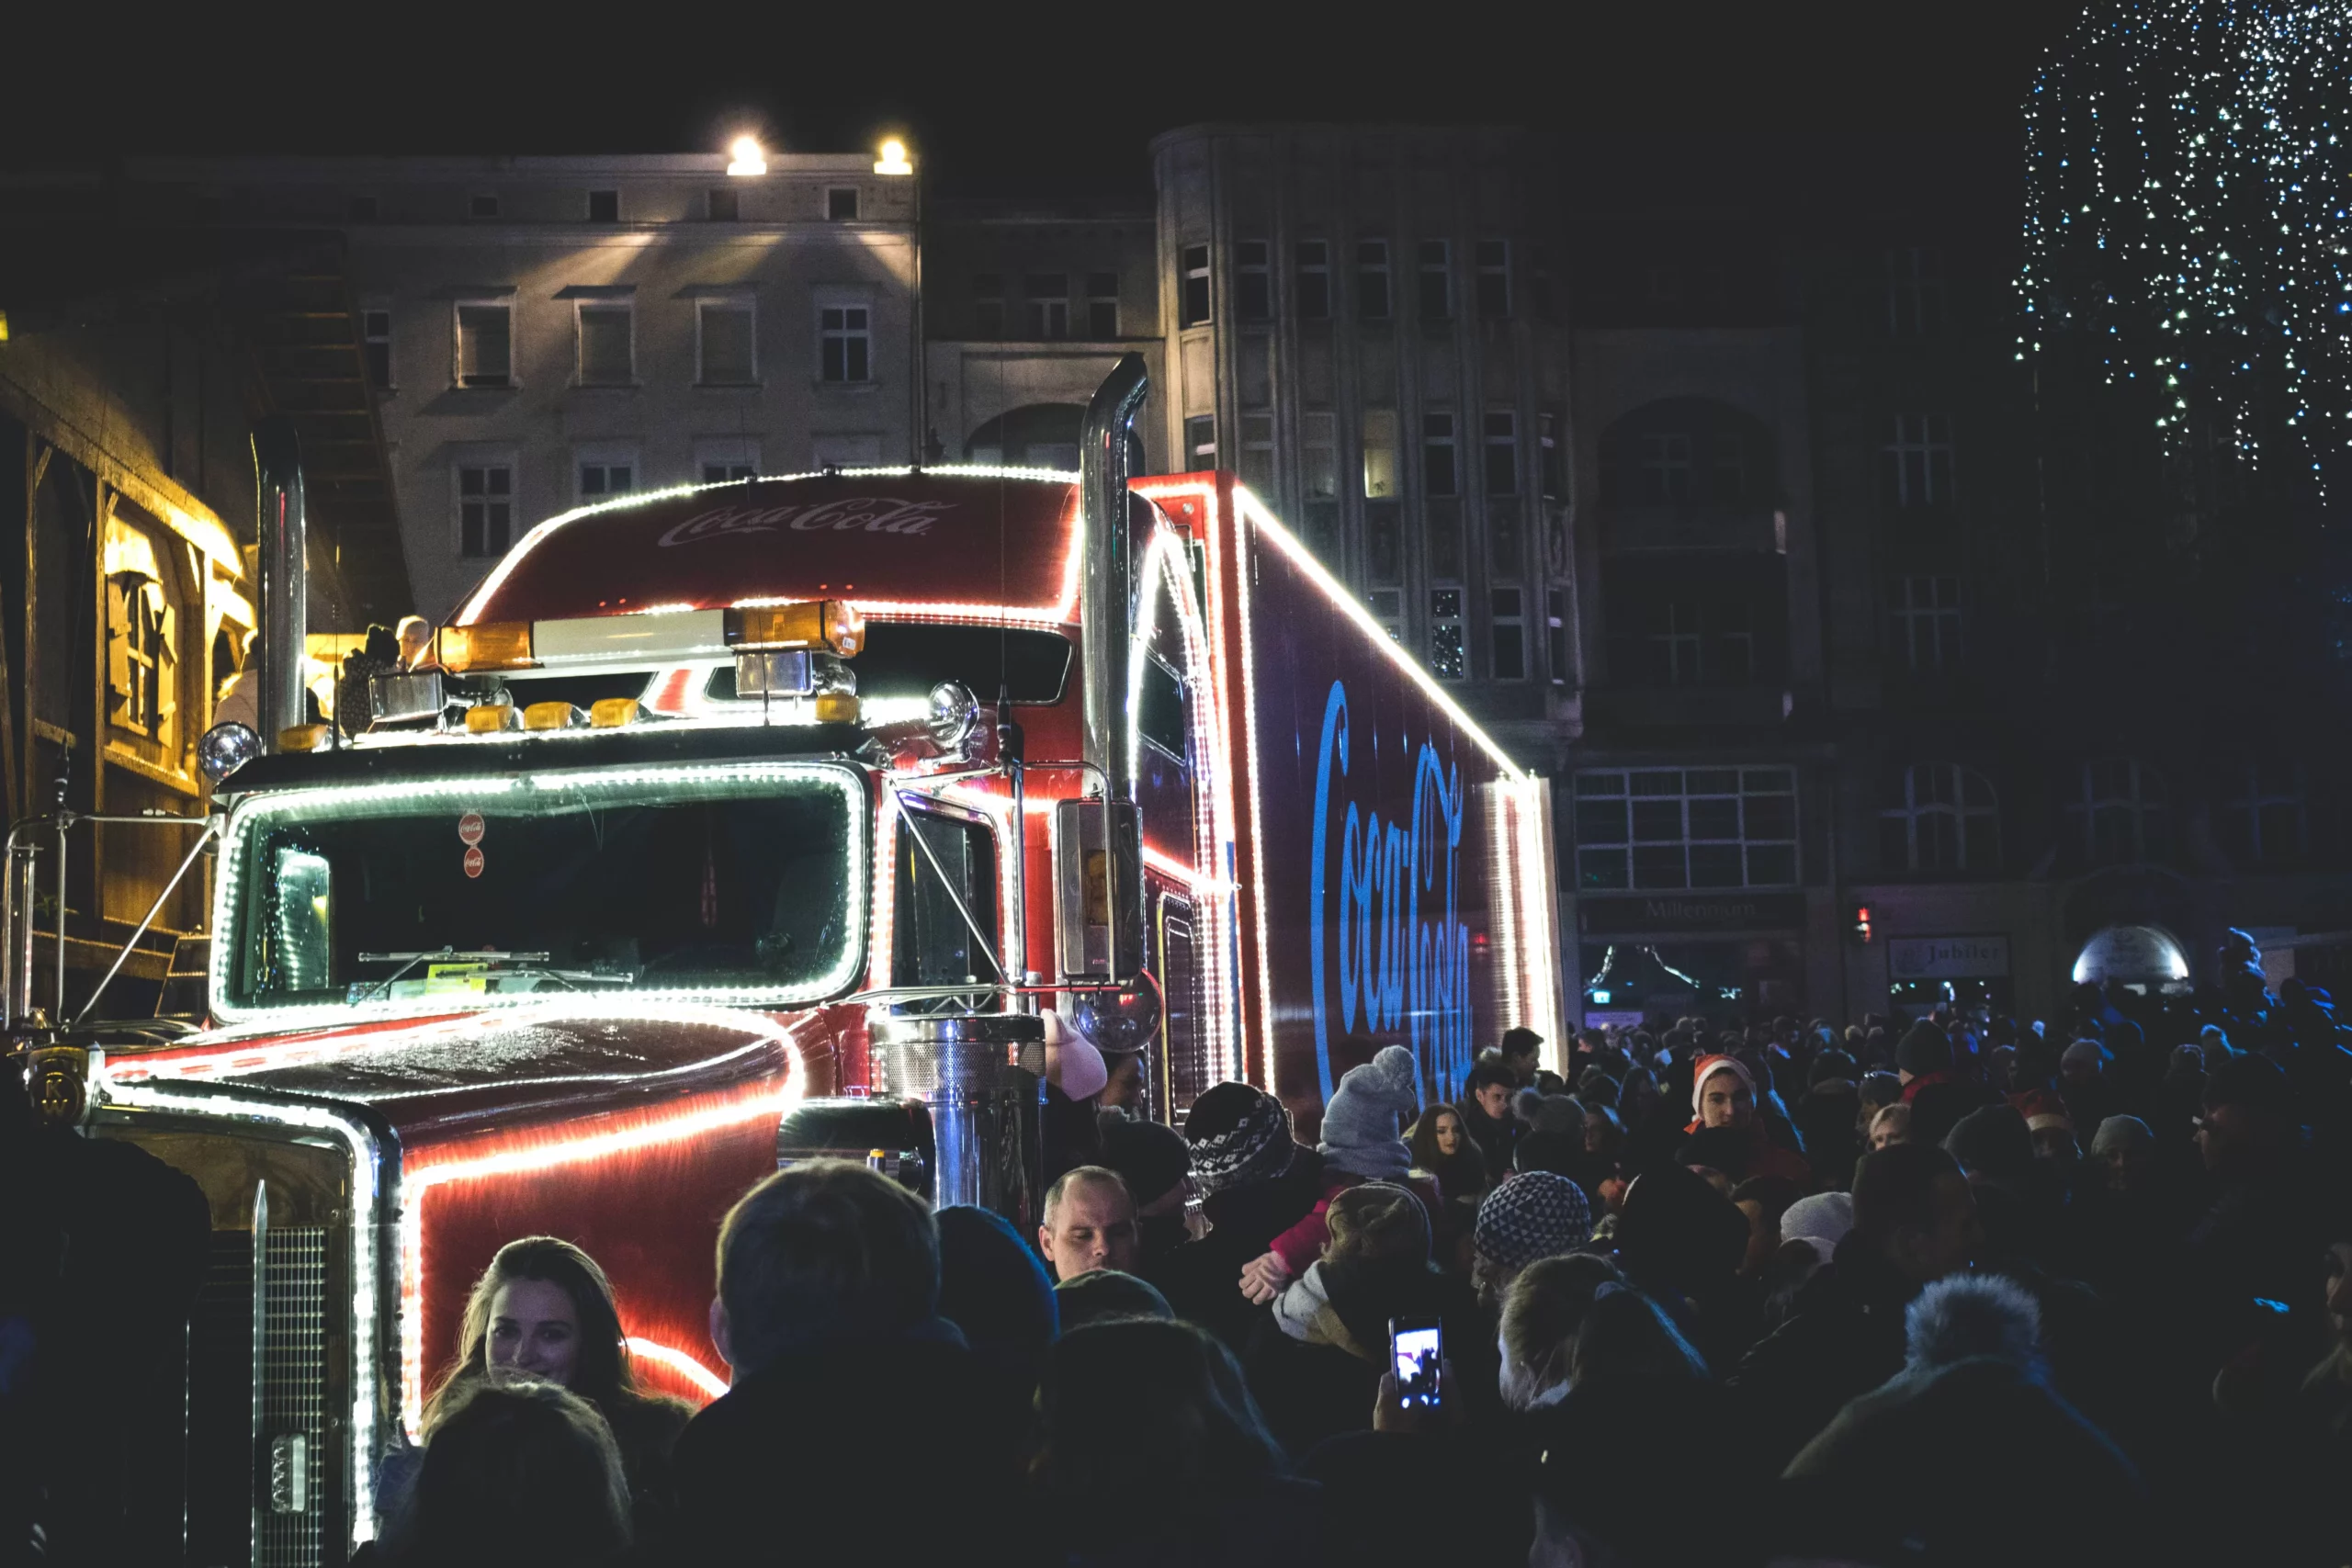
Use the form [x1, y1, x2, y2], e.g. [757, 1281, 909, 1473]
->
[1574, 767, 1799, 891]
[972, 275, 1005, 339]
[587, 189, 620, 222]
[576, 301, 633, 386]
[828, 187, 861, 221]
[1418, 239, 1452, 321]
[469, 193, 500, 219]
[1539, 411, 1564, 499]
[2065, 759, 2169, 865]
[362, 306, 393, 390]
[1362, 409, 1398, 499]
[1236, 241, 1272, 321]
[1491, 587, 1527, 680]
[698, 299, 757, 385]
[1880, 761, 2000, 874]
[1476, 239, 1510, 319]
[1368, 588, 1404, 643]
[697, 437, 761, 484]
[1546, 589, 1568, 686]
[820, 304, 871, 382]
[1638, 433, 1693, 502]
[457, 463, 514, 558]
[455, 301, 512, 388]
[707, 187, 740, 221]
[1484, 411, 1518, 495]
[1239, 412, 1275, 491]
[1885, 246, 1945, 336]
[1023, 274, 1069, 339]
[1357, 240, 1391, 321]
[1367, 505, 1402, 584]
[2220, 761, 2307, 865]
[1430, 589, 1466, 680]
[578, 456, 636, 504]
[1890, 575, 1962, 671]
[1882, 414, 1955, 506]
[1295, 241, 1330, 319]
[1086, 272, 1119, 337]
[103, 520, 177, 744]
[1184, 414, 1216, 468]
[1180, 243, 1212, 327]
[1644, 602, 1704, 684]
[1422, 412, 1458, 497]
[1302, 412, 1338, 498]
[1530, 245, 1555, 320]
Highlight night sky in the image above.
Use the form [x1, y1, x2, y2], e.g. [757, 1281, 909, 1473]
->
[7, 3, 2069, 195]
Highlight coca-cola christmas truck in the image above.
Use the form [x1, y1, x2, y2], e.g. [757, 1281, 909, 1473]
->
[11, 357, 1561, 1563]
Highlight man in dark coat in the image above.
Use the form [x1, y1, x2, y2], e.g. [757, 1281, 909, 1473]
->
[1727, 1142, 1980, 1472]
[673, 1162, 1027, 1566]
[1894, 1020, 1996, 1150]
[1150, 1081, 1325, 1350]
[1454, 1060, 1521, 1178]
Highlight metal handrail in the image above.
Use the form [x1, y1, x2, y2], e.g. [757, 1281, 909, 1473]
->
[3, 808, 216, 1030]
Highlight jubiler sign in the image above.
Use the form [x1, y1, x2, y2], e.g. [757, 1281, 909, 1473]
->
[1887, 934, 2011, 979]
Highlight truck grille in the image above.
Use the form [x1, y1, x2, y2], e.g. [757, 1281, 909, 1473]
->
[257, 1226, 329, 1568]
[183, 1224, 334, 1568]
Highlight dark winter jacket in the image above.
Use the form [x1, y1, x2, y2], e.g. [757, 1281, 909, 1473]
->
[1725, 1229, 1923, 1472]
[672, 1329, 1026, 1567]
[1149, 1147, 1326, 1351]
[1243, 1259, 1484, 1458]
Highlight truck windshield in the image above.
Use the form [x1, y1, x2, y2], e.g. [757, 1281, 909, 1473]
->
[221, 762, 865, 1015]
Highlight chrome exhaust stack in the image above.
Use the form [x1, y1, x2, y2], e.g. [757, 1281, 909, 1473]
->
[251, 417, 309, 748]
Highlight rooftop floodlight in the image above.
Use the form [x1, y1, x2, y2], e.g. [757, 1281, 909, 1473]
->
[728, 136, 767, 176]
[875, 139, 913, 176]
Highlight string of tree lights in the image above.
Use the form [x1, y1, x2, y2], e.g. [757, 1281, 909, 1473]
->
[2018, 0, 2352, 502]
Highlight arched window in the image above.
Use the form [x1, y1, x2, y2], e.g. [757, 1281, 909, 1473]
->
[2065, 759, 2168, 865]
[1879, 762, 2000, 874]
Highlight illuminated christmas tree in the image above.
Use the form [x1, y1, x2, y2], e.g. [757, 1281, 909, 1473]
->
[2018, 0, 2352, 506]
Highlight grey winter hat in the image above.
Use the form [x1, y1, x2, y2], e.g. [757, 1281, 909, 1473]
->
[2089, 1115, 2154, 1159]
[1317, 1044, 1421, 1179]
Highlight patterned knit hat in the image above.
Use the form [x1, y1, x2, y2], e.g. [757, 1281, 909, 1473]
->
[1473, 1171, 1593, 1276]
[1184, 1082, 1298, 1196]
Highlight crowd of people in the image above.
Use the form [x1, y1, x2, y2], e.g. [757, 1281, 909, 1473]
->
[368, 939, 2351, 1567]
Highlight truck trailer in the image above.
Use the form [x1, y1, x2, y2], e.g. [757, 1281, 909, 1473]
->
[6, 357, 1560, 1563]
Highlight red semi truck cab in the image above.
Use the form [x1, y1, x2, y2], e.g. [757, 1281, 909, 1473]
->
[19, 360, 1560, 1563]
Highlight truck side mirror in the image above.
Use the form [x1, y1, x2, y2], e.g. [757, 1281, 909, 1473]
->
[1053, 797, 1142, 981]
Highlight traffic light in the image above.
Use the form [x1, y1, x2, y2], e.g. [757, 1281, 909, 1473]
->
[1849, 904, 1873, 944]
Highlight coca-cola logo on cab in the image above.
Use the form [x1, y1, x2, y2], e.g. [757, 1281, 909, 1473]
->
[658, 496, 955, 547]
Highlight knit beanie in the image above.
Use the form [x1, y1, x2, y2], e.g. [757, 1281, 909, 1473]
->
[1318, 1044, 1421, 1180]
[1184, 1082, 1297, 1195]
[1044, 1010, 1108, 1100]
[1473, 1172, 1592, 1276]
[2060, 1038, 2106, 1075]
[1895, 1021, 1954, 1078]
[1780, 1190, 1856, 1265]
[1943, 1103, 2035, 1190]
[2088, 1114, 2154, 1158]
[1099, 1117, 1190, 1207]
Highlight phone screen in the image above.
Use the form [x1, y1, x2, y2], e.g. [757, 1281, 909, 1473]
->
[1391, 1322, 1443, 1409]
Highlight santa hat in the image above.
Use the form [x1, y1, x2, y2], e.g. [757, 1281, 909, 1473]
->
[1688, 1055, 1757, 1118]
[2008, 1089, 2072, 1135]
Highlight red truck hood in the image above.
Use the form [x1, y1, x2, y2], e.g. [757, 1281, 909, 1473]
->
[103, 1002, 837, 1145]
